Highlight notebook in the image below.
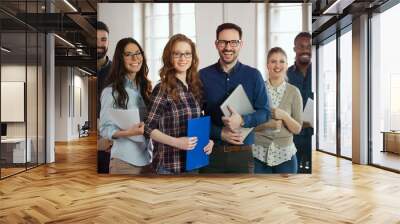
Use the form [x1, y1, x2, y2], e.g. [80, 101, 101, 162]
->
[185, 116, 210, 171]
[220, 84, 255, 139]
[108, 109, 145, 142]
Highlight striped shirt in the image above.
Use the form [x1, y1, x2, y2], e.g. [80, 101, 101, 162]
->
[144, 80, 201, 174]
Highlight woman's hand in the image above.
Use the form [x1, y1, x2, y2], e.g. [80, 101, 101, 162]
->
[126, 122, 144, 136]
[270, 119, 283, 130]
[272, 108, 288, 121]
[203, 140, 214, 155]
[175, 137, 198, 150]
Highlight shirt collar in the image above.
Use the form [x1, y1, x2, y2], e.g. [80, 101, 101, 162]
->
[292, 62, 311, 74]
[100, 56, 111, 69]
[267, 79, 286, 92]
[124, 76, 138, 90]
[215, 60, 241, 74]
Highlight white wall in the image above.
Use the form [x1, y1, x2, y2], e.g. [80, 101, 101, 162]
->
[98, 3, 137, 60]
[54, 67, 89, 141]
[55, 66, 69, 141]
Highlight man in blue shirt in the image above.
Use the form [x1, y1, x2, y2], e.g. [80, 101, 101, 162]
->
[199, 23, 270, 173]
[287, 32, 313, 174]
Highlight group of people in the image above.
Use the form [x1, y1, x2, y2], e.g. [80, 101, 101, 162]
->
[96, 21, 313, 175]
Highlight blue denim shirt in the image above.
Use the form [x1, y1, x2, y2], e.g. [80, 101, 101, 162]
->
[200, 61, 270, 146]
[287, 64, 313, 136]
[99, 77, 151, 166]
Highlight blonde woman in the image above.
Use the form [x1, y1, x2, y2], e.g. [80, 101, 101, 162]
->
[253, 47, 303, 174]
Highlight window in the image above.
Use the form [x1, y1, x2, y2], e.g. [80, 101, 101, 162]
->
[145, 3, 196, 83]
[371, 3, 400, 171]
[268, 4, 303, 68]
[256, 3, 304, 79]
[340, 28, 352, 158]
[317, 37, 337, 155]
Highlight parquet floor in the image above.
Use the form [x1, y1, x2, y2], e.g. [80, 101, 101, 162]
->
[1, 135, 400, 223]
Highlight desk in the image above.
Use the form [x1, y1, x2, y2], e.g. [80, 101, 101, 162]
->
[1, 138, 32, 163]
[382, 131, 400, 154]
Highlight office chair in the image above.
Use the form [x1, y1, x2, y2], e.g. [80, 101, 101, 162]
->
[79, 121, 90, 138]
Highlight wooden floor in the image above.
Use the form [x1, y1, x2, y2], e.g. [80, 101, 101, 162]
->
[1, 135, 400, 223]
[372, 150, 400, 171]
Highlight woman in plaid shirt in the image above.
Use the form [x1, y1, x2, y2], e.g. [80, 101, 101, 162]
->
[144, 34, 214, 174]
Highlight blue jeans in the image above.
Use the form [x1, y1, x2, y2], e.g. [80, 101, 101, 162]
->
[254, 155, 298, 174]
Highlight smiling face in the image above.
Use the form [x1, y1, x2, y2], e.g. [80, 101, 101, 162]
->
[97, 30, 109, 60]
[267, 52, 288, 80]
[172, 41, 192, 75]
[123, 43, 143, 74]
[294, 36, 312, 65]
[215, 28, 242, 66]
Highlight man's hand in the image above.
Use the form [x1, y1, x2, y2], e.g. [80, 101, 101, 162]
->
[222, 105, 243, 131]
[221, 127, 244, 145]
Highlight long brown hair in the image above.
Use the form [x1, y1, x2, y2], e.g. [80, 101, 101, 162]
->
[105, 38, 152, 108]
[159, 34, 202, 103]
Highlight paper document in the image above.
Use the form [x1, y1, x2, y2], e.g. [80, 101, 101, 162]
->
[303, 98, 314, 128]
[220, 84, 255, 139]
[186, 116, 210, 171]
[108, 109, 145, 142]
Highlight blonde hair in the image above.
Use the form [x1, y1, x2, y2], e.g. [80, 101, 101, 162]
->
[267, 47, 288, 81]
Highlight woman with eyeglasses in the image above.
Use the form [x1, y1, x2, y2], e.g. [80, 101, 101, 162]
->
[252, 47, 303, 174]
[144, 34, 214, 174]
[99, 38, 152, 174]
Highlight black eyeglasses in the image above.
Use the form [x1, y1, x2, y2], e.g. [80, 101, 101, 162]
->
[172, 52, 192, 59]
[123, 51, 142, 59]
[216, 40, 241, 48]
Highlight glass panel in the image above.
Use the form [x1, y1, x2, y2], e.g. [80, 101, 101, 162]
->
[318, 37, 337, 154]
[268, 4, 303, 69]
[38, 33, 45, 165]
[172, 3, 195, 37]
[148, 16, 169, 39]
[1, 30, 28, 177]
[172, 14, 196, 37]
[371, 3, 400, 171]
[172, 3, 195, 14]
[340, 29, 352, 158]
[146, 37, 168, 82]
[269, 4, 302, 33]
[27, 31, 38, 169]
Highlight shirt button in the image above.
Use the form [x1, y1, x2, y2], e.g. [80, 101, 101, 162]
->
[227, 78, 230, 81]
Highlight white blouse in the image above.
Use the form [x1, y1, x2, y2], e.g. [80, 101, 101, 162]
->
[252, 81, 297, 167]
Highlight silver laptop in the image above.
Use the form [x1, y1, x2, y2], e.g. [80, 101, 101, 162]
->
[220, 84, 255, 139]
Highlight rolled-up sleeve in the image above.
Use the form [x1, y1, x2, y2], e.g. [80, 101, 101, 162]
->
[242, 71, 270, 128]
[99, 87, 119, 140]
[144, 85, 166, 138]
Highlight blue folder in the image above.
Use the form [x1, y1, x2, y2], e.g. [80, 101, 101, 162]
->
[185, 116, 210, 171]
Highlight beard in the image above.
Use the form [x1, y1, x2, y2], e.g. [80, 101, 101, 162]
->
[97, 47, 108, 59]
[298, 53, 311, 65]
[220, 50, 237, 65]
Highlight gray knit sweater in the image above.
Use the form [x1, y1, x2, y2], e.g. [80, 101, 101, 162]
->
[255, 83, 303, 148]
